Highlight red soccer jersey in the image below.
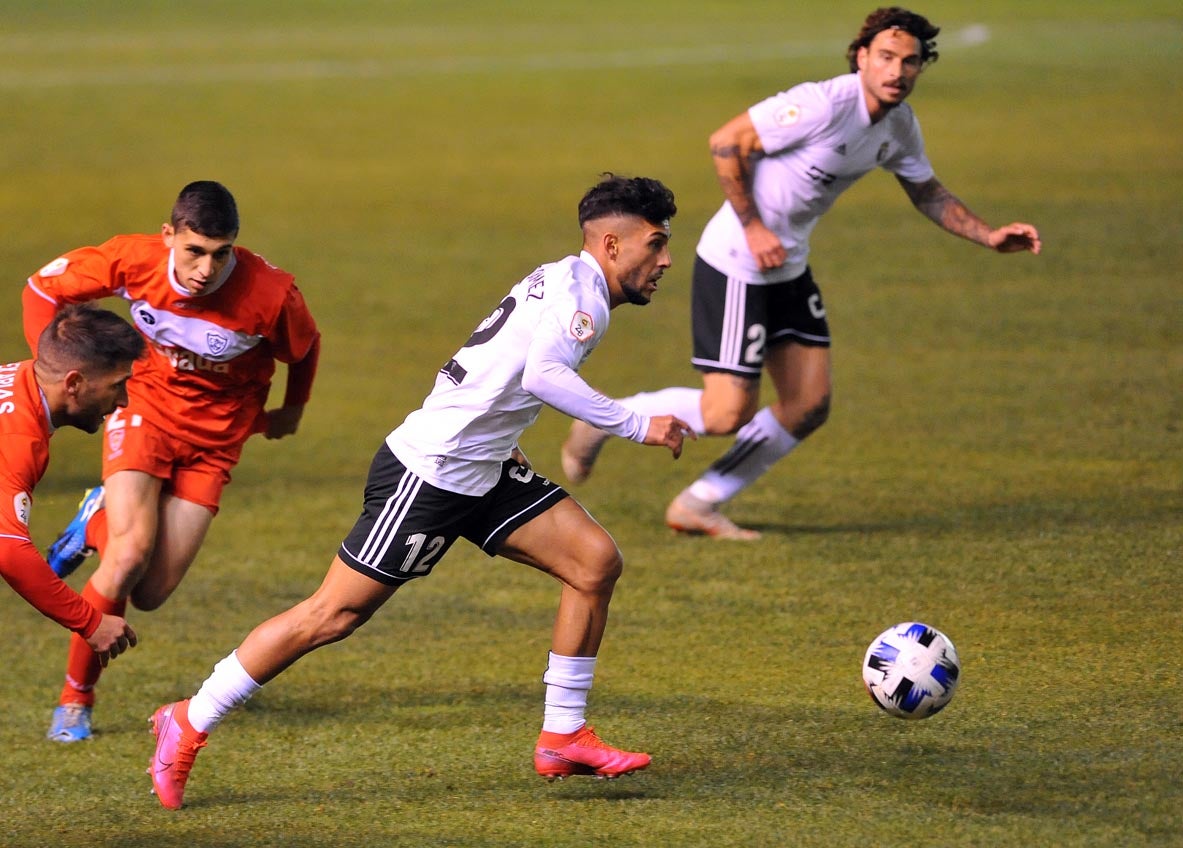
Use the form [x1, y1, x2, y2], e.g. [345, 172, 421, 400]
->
[24, 234, 319, 449]
[0, 360, 101, 636]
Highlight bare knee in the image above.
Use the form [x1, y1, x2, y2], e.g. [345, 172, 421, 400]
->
[104, 537, 154, 583]
[564, 533, 623, 596]
[702, 405, 755, 435]
[701, 374, 760, 435]
[299, 596, 378, 649]
[96, 536, 156, 606]
[779, 393, 831, 440]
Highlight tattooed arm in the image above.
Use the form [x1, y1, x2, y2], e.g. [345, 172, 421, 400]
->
[898, 176, 1042, 254]
[709, 112, 787, 270]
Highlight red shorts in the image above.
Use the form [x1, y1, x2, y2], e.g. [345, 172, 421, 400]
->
[100, 406, 244, 513]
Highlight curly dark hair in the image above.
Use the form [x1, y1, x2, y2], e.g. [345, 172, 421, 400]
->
[578, 173, 677, 228]
[846, 7, 940, 72]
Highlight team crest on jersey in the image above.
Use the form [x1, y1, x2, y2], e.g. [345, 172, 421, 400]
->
[206, 331, 230, 357]
[876, 141, 890, 163]
[569, 311, 595, 343]
[107, 427, 125, 457]
[13, 492, 32, 526]
[38, 257, 69, 278]
[774, 103, 802, 126]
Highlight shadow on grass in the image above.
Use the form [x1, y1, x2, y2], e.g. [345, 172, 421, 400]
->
[130, 682, 1177, 841]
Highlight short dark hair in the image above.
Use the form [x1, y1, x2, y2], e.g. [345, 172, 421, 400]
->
[578, 174, 677, 228]
[847, 7, 940, 72]
[37, 304, 145, 376]
[170, 180, 240, 238]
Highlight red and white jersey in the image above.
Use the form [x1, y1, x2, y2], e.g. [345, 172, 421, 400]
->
[387, 251, 649, 495]
[24, 234, 319, 449]
[697, 72, 935, 282]
[0, 360, 101, 636]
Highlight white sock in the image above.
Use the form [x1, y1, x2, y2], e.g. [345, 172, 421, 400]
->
[187, 650, 262, 734]
[688, 406, 799, 504]
[619, 387, 706, 435]
[542, 652, 596, 734]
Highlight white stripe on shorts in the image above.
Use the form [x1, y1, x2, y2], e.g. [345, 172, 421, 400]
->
[720, 275, 747, 368]
[357, 468, 422, 567]
[479, 485, 566, 551]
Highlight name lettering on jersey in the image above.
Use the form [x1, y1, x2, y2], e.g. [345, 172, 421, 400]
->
[37, 257, 69, 278]
[0, 363, 19, 410]
[13, 492, 32, 525]
[569, 311, 595, 343]
[149, 340, 231, 374]
[774, 103, 802, 126]
[525, 267, 546, 300]
[806, 165, 837, 186]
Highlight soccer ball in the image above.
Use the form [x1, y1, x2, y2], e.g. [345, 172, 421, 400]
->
[862, 622, 960, 719]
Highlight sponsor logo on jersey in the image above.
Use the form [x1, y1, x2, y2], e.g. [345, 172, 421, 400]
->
[148, 340, 231, 373]
[569, 311, 595, 342]
[13, 492, 32, 526]
[37, 257, 69, 277]
[774, 103, 801, 126]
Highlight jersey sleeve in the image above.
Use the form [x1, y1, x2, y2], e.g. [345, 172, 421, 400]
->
[270, 285, 321, 407]
[23, 240, 128, 355]
[0, 538, 102, 637]
[749, 82, 832, 156]
[0, 435, 101, 637]
[520, 279, 648, 442]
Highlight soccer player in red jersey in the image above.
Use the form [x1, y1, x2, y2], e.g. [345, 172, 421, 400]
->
[1, 305, 142, 669]
[23, 181, 321, 742]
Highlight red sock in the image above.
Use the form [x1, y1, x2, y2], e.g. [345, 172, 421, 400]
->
[59, 581, 126, 707]
[84, 507, 108, 558]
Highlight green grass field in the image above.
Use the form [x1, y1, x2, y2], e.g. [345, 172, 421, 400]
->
[1, 2, 1180, 846]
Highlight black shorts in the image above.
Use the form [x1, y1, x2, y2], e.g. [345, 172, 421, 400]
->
[689, 256, 831, 377]
[338, 444, 569, 586]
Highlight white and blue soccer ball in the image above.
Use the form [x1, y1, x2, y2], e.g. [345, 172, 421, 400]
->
[862, 622, 960, 719]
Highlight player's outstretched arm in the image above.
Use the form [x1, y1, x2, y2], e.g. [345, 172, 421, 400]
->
[898, 176, 1041, 255]
[86, 614, 137, 668]
[642, 415, 696, 459]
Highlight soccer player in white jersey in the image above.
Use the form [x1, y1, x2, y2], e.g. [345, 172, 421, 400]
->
[147, 174, 692, 809]
[561, 7, 1041, 538]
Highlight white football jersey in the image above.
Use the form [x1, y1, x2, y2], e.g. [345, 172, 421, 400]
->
[696, 72, 935, 282]
[387, 250, 649, 495]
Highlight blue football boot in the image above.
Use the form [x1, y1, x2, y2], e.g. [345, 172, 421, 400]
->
[47, 486, 104, 578]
